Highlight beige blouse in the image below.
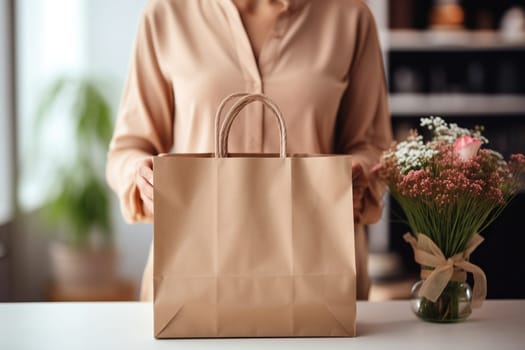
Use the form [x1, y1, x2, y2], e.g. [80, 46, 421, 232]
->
[107, 0, 393, 299]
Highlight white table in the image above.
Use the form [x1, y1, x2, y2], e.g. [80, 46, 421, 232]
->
[0, 301, 523, 350]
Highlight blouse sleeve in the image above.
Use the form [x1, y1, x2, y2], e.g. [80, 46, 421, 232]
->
[106, 2, 174, 223]
[333, 3, 393, 225]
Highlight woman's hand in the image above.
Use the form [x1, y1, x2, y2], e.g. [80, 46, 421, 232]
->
[136, 158, 154, 217]
[352, 163, 368, 225]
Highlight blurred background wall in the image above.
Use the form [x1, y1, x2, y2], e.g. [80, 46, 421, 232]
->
[4, 0, 151, 301]
[1, 0, 524, 301]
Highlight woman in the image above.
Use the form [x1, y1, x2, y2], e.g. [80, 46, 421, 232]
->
[107, 0, 393, 301]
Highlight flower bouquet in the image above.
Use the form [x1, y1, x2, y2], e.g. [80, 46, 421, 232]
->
[376, 117, 525, 322]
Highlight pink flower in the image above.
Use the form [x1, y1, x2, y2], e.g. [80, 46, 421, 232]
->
[454, 135, 482, 161]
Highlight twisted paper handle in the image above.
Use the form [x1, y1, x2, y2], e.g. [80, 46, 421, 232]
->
[403, 233, 487, 308]
[214, 92, 250, 158]
[214, 93, 287, 158]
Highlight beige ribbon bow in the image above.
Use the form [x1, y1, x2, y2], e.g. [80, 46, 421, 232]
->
[403, 233, 487, 308]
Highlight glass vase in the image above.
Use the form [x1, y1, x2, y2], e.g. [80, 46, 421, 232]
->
[410, 280, 473, 323]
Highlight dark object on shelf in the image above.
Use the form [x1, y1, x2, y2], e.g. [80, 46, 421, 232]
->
[393, 66, 423, 93]
[475, 9, 495, 30]
[390, 0, 415, 29]
[429, 64, 448, 93]
[496, 60, 520, 94]
[466, 61, 486, 93]
[430, 0, 465, 30]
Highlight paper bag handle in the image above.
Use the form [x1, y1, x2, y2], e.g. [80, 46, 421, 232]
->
[214, 92, 250, 158]
[216, 93, 287, 158]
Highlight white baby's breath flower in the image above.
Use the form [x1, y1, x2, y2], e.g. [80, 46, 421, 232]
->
[392, 133, 438, 174]
[421, 116, 488, 144]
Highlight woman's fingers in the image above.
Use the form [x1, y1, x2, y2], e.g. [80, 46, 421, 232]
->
[137, 175, 154, 201]
[136, 158, 154, 216]
[139, 159, 154, 184]
[142, 194, 154, 217]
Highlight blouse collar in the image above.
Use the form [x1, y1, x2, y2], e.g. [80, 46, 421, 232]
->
[280, 0, 306, 11]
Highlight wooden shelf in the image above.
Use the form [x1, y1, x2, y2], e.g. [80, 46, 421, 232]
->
[390, 93, 525, 116]
[388, 30, 525, 51]
[369, 278, 417, 301]
[47, 279, 136, 301]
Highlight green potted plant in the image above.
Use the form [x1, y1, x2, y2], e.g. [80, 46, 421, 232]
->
[34, 76, 116, 290]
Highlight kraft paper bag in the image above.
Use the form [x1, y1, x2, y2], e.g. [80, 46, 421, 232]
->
[153, 93, 356, 338]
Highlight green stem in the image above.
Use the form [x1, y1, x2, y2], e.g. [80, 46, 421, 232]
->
[416, 281, 472, 323]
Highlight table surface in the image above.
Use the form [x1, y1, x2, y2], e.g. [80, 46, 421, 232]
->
[0, 300, 524, 350]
